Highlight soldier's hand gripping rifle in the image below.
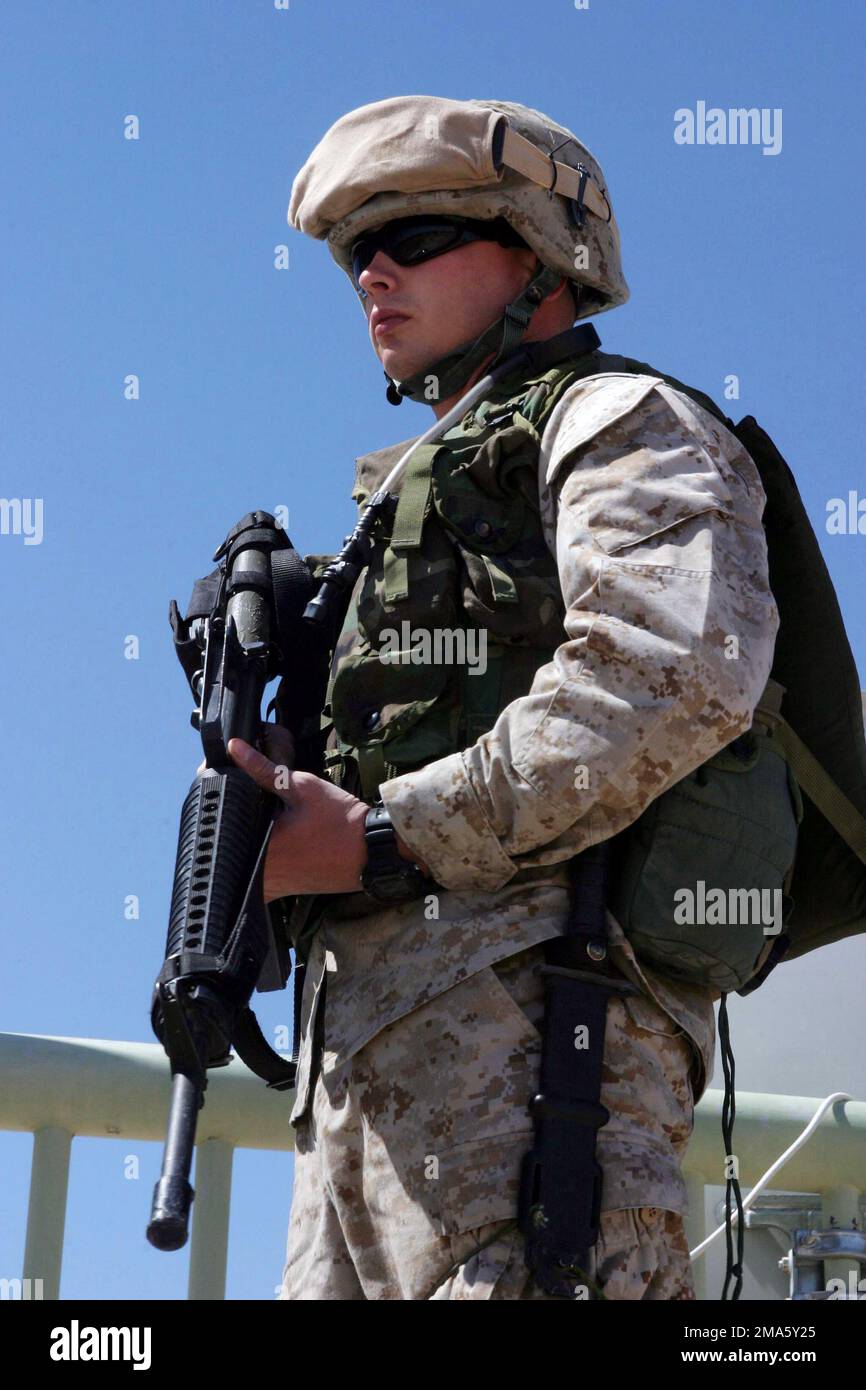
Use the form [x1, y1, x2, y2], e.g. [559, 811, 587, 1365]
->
[146, 511, 338, 1251]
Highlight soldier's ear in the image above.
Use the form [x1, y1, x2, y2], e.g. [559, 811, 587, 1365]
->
[511, 245, 541, 283]
[546, 276, 573, 304]
[536, 274, 577, 317]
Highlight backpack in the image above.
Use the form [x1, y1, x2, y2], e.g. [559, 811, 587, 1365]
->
[597, 392, 866, 993]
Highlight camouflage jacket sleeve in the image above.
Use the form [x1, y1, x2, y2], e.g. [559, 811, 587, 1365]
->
[379, 373, 781, 892]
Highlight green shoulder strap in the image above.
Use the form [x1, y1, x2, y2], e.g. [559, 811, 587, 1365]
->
[753, 705, 866, 867]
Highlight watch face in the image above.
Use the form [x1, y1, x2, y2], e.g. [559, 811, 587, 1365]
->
[362, 863, 428, 903]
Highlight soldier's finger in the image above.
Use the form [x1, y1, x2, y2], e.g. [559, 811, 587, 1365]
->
[227, 737, 295, 798]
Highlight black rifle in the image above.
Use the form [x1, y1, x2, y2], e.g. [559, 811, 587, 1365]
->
[147, 512, 326, 1250]
[146, 504, 389, 1251]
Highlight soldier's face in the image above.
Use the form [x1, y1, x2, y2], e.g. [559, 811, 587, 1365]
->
[358, 236, 538, 388]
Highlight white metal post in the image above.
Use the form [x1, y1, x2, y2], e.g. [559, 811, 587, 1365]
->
[188, 1138, 234, 1300]
[23, 1124, 72, 1301]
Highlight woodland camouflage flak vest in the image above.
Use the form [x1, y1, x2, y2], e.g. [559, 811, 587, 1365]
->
[315, 335, 866, 996]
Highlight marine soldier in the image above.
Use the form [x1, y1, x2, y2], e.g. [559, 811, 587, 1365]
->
[228, 96, 779, 1299]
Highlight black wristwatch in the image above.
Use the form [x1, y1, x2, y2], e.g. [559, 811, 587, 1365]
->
[361, 802, 434, 903]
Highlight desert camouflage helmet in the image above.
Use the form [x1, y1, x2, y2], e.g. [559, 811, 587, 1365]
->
[288, 95, 628, 403]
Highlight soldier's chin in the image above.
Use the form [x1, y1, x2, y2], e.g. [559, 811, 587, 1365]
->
[381, 348, 425, 384]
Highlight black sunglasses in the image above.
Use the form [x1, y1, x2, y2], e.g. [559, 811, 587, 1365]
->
[350, 215, 527, 292]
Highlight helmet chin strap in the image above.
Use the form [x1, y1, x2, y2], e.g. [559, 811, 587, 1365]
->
[384, 263, 563, 406]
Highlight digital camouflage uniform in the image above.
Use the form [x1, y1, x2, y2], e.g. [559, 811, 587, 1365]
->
[279, 97, 779, 1300]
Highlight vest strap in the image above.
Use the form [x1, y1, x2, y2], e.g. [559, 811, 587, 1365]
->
[383, 446, 439, 602]
[356, 741, 393, 803]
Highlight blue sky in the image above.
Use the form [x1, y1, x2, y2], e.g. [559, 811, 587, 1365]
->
[1, 0, 864, 1300]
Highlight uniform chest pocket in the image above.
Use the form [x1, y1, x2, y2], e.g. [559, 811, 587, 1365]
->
[359, 517, 461, 633]
[433, 422, 540, 552]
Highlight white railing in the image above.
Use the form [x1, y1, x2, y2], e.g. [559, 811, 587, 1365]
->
[1, 1031, 863, 1300]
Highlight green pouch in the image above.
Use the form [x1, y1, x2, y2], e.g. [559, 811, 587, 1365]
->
[608, 729, 803, 991]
